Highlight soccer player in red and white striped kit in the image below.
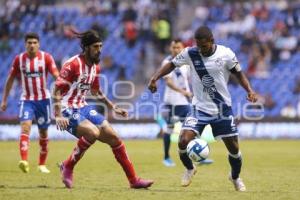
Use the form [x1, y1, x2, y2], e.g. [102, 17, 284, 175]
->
[1, 33, 59, 173]
[52, 30, 154, 189]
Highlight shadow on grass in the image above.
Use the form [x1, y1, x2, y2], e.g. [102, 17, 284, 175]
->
[0, 185, 65, 189]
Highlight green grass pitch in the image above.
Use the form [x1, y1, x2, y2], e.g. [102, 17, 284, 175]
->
[0, 139, 299, 200]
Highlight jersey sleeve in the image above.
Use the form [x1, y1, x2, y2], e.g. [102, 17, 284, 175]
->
[225, 47, 241, 71]
[9, 56, 20, 77]
[55, 61, 75, 95]
[91, 65, 100, 91]
[45, 53, 59, 75]
[171, 48, 190, 68]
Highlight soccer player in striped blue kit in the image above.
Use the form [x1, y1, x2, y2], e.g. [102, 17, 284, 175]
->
[160, 39, 213, 167]
[148, 26, 258, 191]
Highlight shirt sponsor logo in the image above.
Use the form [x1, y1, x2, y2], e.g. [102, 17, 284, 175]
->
[24, 71, 42, 77]
[201, 75, 217, 99]
[77, 83, 91, 90]
[194, 60, 202, 66]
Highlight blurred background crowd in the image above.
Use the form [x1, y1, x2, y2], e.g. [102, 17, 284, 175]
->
[0, 0, 300, 120]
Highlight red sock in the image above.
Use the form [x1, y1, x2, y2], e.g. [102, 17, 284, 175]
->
[64, 136, 93, 169]
[112, 142, 137, 184]
[19, 133, 29, 161]
[39, 137, 49, 165]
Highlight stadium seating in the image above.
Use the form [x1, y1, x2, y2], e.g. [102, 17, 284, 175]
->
[0, 4, 299, 119]
[0, 7, 141, 118]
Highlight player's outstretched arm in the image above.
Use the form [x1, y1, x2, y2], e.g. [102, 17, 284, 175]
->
[1, 74, 15, 111]
[164, 76, 193, 98]
[148, 62, 176, 93]
[231, 68, 258, 103]
[91, 89, 128, 118]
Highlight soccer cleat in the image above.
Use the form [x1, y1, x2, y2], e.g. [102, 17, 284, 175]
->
[37, 165, 51, 173]
[196, 158, 214, 165]
[130, 178, 154, 189]
[163, 158, 176, 167]
[18, 160, 29, 173]
[181, 166, 197, 187]
[59, 162, 73, 189]
[229, 174, 246, 192]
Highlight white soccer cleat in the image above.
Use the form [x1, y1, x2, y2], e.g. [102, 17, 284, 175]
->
[181, 166, 197, 187]
[37, 165, 51, 173]
[18, 160, 30, 173]
[229, 174, 246, 192]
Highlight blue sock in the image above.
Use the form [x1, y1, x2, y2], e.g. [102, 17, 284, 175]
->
[179, 149, 194, 170]
[163, 134, 171, 159]
[228, 152, 242, 179]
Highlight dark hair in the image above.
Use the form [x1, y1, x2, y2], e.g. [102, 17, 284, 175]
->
[194, 26, 213, 40]
[25, 32, 39, 42]
[172, 38, 183, 43]
[73, 30, 102, 50]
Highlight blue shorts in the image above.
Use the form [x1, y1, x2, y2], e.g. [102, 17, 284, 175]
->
[182, 107, 238, 139]
[62, 105, 105, 136]
[19, 99, 51, 129]
[163, 105, 191, 126]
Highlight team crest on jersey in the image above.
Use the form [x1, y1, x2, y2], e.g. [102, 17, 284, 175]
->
[79, 73, 88, 82]
[215, 58, 224, 67]
[37, 60, 44, 66]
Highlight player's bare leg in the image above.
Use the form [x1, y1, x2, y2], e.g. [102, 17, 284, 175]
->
[97, 121, 154, 189]
[38, 128, 50, 173]
[178, 129, 197, 186]
[18, 120, 32, 173]
[60, 120, 98, 188]
[222, 136, 246, 192]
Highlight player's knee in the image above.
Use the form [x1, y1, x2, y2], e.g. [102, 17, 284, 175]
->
[86, 127, 100, 141]
[39, 129, 48, 137]
[178, 136, 191, 149]
[228, 147, 240, 155]
[178, 130, 195, 149]
[21, 125, 31, 134]
[109, 134, 122, 147]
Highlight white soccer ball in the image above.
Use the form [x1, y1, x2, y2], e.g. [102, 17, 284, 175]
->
[187, 138, 210, 162]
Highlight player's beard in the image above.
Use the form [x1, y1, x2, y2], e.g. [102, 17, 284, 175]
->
[93, 56, 100, 64]
[89, 53, 101, 64]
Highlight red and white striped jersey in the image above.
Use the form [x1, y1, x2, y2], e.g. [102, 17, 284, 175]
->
[55, 54, 100, 109]
[10, 51, 58, 101]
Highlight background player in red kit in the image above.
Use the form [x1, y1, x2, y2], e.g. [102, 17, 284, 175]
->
[52, 30, 154, 189]
[1, 33, 59, 173]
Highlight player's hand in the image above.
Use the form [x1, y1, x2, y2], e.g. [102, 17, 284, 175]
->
[182, 90, 193, 98]
[55, 116, 69, 131]
[148, 78, 157, 93]
[113, 106, 128, 118]
[247, 91, 258, 103]
[0, 101, 7, 112]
